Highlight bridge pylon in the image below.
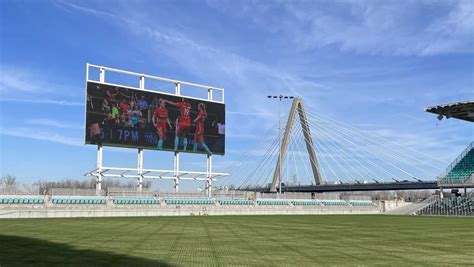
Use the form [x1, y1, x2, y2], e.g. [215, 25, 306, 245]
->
[270, 97, 323, 192]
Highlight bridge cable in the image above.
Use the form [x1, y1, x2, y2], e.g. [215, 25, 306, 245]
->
[305, 111, 432, 180]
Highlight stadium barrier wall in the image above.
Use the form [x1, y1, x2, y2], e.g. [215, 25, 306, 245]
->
[0, 205, 379, 219]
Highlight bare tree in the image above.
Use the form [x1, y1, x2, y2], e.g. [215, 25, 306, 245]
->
[1, 174, 16, 187]
[32, 177, 154, 194]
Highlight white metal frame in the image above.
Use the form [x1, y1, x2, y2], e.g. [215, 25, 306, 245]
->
[84, 64, 228, 197]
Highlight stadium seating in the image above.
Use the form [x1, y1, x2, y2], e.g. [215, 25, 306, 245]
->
[441, 145, 473, 185]
[321, 200, 348, 206]
[417, 197, 473, 216]
[349, 200, 375, 207]
[290, 199, 321, 206]
[0, 197, 44, 204]
[218, 199, 254, 205]
[256, 199, 290, 205]
[112, 198, 159, 204]
[51, 197, 106, 204]
[164, 198, 214, 205]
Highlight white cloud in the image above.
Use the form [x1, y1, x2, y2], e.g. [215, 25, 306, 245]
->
[53, 0, 471, 182]
[0, 64, 82, 102]
[227, 110, 272, 117]
[209, 0, 474, 56]
[54, 0, 117, 18]
[424, 0, 474, 55]
[0, 65, 51, 93]
[25, 119, 83, 130]
[0, 128, 83, 146]
[55, 0, 331, 142]
[0, 98, 83, 106]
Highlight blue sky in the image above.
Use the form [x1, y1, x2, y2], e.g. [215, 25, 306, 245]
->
[0, 0, 473, 189]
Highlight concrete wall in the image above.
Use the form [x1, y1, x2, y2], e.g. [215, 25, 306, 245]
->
[379, 200, 409, 212]
[0, 204, 380, 219]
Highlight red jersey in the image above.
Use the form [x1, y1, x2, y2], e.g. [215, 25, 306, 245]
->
[119, 102, 129, 111]
[176, 102, 192, 123]
[196, 110, 206, 123]
[195, 110, 206, 135]
[153, 107, 168, 122]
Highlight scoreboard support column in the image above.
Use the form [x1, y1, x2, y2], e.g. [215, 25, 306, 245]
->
[96, 145, 103, 194]
[174, 152, 180, 193]
[207, 154, 212, 198]
[137, 149, 144, 191]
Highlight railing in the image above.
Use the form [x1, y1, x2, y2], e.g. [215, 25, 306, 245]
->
[50, 188, 105, 196]
[417, 196, 473, 216]
[107, 187, 155, 197]
[439, 142, 473, 180]
[87, 64, 225, 103]
[213, 191, 249, 200]
[0, 186, 40, 195]
[420, 194, 439, 205]
[468, 191, 474, 198]
[256, 192, 343, 200]
[409, 195, 440, 215]
[157, 192, 209, 198]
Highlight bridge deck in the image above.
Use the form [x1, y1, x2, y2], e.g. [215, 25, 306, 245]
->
[243, 181, 474, 193]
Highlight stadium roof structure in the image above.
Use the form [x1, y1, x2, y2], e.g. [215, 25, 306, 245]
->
[425, 100, 474, 122]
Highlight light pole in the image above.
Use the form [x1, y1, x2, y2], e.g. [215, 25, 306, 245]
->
[267, 95, 294, 195]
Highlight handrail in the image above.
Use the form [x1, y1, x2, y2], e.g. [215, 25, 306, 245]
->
[440, 142, 473, 178]
[87, 63, 224, 91]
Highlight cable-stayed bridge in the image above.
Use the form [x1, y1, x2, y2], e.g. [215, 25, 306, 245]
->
[221, 97, 472, 193]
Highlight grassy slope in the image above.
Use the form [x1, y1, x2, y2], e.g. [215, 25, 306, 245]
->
[0, 215, 472, 266]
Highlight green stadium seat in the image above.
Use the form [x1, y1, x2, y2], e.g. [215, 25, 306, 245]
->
[256, 199, 289, 205]
[50, 197, 105, 205]
[291, 199, 321, 206]
[219, 199, 253, 205]
[111, 197, 159, 205]
[442, 146, 473, 185]
[164, 198, 214, 205]
[418, 197, 473, 216]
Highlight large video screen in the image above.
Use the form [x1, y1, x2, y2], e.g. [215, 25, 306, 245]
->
[85, 81, 225, 155]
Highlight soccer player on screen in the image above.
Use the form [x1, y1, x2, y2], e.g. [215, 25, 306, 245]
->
[161, 98, 192, 151]
[88, 85, 105, 146]
[152, 99, 172, 150]
[193, 103, 212, 155]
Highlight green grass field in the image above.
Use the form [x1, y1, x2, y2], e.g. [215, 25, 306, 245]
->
[0, 215, 472, 266]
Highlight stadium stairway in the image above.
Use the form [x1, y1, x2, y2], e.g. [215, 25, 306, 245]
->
[385, 196, 439, 215]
